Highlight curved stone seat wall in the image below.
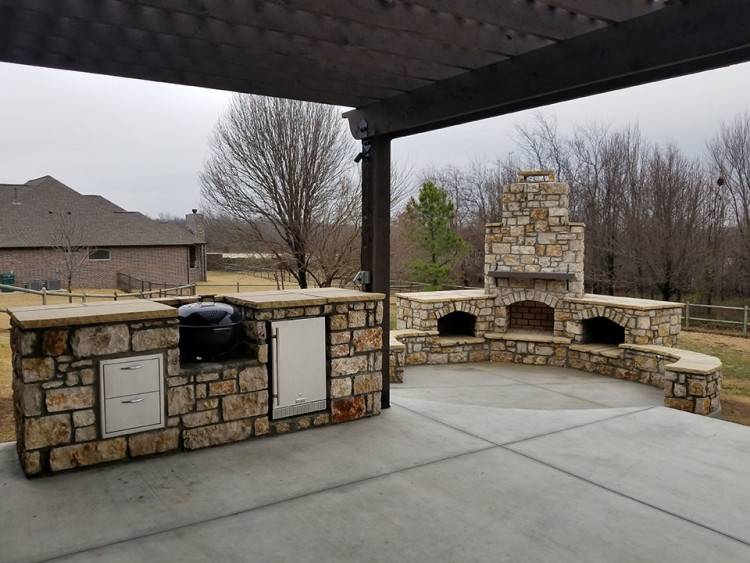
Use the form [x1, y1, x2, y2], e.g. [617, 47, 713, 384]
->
[389, 331, 722, 417]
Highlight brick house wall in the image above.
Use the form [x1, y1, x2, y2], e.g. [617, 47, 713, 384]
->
[0, 245, 206, 289]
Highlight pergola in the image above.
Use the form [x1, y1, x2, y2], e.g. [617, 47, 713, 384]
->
[2, 0, 750, 407]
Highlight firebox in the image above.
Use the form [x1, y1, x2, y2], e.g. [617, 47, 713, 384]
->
[438, 311, 476, 337]
[582, 317, 625, 345]
[508, 300, 554, 333]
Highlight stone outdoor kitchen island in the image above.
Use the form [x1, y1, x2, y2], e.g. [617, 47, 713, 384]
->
[9, 288, 384, 476]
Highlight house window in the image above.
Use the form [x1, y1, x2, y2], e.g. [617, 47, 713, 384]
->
[88, 249, 111, 261]
[189, 245, 197, 268]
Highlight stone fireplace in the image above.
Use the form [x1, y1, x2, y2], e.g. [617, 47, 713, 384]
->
[393, 170, 722, 417]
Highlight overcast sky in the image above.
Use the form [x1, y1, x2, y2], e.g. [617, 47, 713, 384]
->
[2, 60, 750, 217]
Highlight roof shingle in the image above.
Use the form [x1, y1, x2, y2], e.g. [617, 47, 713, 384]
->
[0, 176, 198, 248]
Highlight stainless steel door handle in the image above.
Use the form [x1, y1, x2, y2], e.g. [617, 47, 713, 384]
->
[121, 364, 143, 371]
[121, 397, 144, 404]
[273, 327, 280, 406]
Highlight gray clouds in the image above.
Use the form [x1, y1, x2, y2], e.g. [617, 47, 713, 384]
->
[2, 60, 750, 216]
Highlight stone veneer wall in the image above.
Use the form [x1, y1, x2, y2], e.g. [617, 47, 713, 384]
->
[12, 318, 180, 475]
[236, 300, 384, 426]
[389, 333, 721, 416]
[12, 297, 384, 476]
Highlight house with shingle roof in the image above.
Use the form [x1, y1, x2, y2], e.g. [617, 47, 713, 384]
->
[0, 176, 206, 289]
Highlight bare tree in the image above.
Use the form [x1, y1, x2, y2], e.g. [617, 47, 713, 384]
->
[708, 112, 750, 285]
[201, 94, 356, 288]
[50, 211, 90, 301]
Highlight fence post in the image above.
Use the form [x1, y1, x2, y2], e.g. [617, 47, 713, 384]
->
[236, 281, 240, 293]
[113, 290, 118, 301]
[42, 287, 47, 305]
[81, 292, 87, 304]
[685, 301, 690, 329]
[744, 305, 748, 338]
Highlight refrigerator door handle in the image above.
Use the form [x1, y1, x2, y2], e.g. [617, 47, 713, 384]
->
[272, 327, 280, 406]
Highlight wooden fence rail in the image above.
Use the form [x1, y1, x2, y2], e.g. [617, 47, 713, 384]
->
[0, 283, 196, 313]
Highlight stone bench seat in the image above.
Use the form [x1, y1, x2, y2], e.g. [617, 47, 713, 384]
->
[437, 336, 485, 347]
[620, 344, 721, 375]
[569, 343, 624, 359]
[485, 330, 572, 345]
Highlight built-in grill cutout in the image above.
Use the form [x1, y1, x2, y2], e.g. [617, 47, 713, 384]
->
[508, 300, 554, 333]
[438, 311, 476, 337]
[582, 317, 625, 345]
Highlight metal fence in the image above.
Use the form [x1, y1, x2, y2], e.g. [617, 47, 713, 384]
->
[684, 302, 749, 337]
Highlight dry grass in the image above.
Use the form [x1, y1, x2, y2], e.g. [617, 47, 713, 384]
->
[196, 270, 299, 295]
[0, 331, 13, 443]
[677, 331, 750, 426]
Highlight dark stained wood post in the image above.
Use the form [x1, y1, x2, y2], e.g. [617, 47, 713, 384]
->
[361, 135, 391, 409]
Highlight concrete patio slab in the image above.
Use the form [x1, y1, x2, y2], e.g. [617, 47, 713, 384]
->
[397, 363, 522, 388]
[0, 406, 489, 563]
[55, 447, 750, 563]
[535, 379, 664, 408]
[392, 397, 650, 445]
[2, 363, 748, 563]
[508, 406, 750, 545]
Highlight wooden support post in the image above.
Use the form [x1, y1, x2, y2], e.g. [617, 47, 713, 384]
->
[361, 135, 391, 409]
[744, 305, 748, 338]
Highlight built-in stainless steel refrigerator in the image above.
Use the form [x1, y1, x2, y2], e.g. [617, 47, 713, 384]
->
[270, 316, 327, 419]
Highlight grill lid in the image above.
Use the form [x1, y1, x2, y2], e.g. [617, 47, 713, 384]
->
[178, 300, 240, 327]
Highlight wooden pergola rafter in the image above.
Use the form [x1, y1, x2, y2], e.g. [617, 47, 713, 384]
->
[2, 0, 750, 407]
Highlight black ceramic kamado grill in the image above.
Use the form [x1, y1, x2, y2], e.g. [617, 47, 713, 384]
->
[177, 298, 242, 361]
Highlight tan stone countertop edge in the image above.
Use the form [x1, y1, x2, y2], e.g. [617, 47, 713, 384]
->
[220, 289, 385, 309]
[8, 302, 177, 330]
[395, 290, 488, 303]
[566, 294, 683, 311]
[485, 331, 571, 344]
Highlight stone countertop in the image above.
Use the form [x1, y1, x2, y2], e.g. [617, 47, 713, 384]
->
[394, 289, 488, 303]
[566, 294, 683, 311]
[220, 288, 386, 309]
[7, 300, 177, 329]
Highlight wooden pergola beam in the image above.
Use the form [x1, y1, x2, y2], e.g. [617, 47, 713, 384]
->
[345, 0, 750, 139]
[409, 0, 608, 40]
[541, 0, 664, 22]
[2, 1, 464, 85]
[262, 0, 554, 56]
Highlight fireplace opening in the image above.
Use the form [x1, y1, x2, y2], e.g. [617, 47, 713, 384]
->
[508, 300, 554, 333]
[582, 317, 625, 345]
[438, 311, 476, 337]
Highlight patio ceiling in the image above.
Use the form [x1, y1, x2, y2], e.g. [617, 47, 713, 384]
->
[1, 1, 749, 138]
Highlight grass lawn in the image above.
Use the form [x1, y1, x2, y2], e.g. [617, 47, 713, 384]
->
[677, 331, 750, 426]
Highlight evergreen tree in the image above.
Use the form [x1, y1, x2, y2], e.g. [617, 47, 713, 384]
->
[406, 181, 466, 288]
